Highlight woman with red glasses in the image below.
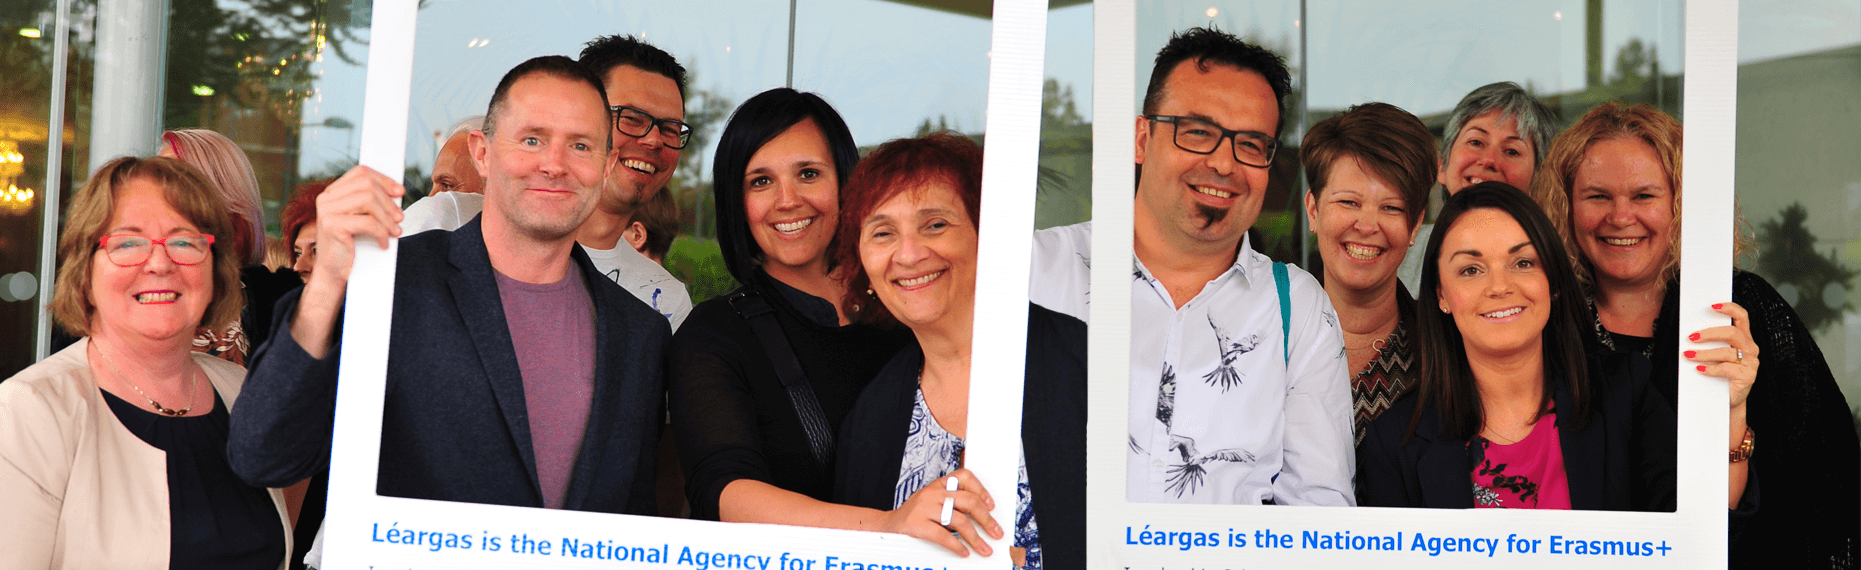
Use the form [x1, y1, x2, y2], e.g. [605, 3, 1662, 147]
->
[0, 156, 291, 569]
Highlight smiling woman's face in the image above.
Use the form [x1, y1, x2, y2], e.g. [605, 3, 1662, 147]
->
[1436, 207, 1551, 360]
[744, 118, 840, 280]
[1570, 137, 1675, 292]
[858, 180, 978, 332]
[1305, 156, 1417, 296]
[89, 177, 215, 344]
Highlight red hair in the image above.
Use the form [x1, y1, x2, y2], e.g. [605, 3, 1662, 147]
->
[833, 132, 984, 326]
[280, 178, 333, 263]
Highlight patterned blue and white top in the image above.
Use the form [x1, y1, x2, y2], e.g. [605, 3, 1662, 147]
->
[891, 389, 1040, 569]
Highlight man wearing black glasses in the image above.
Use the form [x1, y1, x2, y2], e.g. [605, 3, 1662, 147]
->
[400, 35, 694, 331]
[1028, 27, 1354, 506]
[571, 34, 694, 331]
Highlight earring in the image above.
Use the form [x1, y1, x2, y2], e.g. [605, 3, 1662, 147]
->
[866, 289, 874, 296]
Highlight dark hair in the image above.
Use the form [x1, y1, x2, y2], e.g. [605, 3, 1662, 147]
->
[712, 88, 860, 285]
[1441, 82, 1559, 167]
[1143, 27, 1293, 133]
[1300, 102, 1437, 228]
[1409, 182, 1594, 443]
[633, 185, 678, 260]
[51, 156, 245, 337]
[280, 177, 334, 261]
[483, 56, 611, 149]
[833, 133, 984, 327]
[578, 34, 687, 99]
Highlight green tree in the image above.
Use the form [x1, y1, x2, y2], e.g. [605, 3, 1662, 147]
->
[1756, 202, 1858, 333]
[914, 115, 953, 136]
[1036, 78, 1091, 229]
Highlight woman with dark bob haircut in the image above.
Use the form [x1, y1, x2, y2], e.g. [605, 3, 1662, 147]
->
[1, 156, 291, 568]
[1356, 182, 1677, 512]
[831, 133, 1085, 568]
[667, 88, 912, 522]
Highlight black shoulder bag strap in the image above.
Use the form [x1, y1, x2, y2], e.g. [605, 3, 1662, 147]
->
[726, 290, 834, 466]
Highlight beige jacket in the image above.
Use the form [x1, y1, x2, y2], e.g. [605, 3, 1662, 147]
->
[0, 339, 290, 570]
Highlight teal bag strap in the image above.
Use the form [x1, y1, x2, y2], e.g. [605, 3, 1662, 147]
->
[1273, 262, 1291, 365]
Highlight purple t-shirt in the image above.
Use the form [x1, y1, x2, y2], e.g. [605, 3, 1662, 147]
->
[494, 268, 596, 509]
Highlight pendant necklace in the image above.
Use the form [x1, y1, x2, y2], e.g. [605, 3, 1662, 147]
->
[95, 342, 198, 417]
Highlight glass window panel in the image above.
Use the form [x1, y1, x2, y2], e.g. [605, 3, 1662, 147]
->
[1038, 2, 1093, 230]
[792, 0, 993, 147]
[1735, 0, 1861, 415]
[0, 0, 65, 377]
[163, 0, 371, 243]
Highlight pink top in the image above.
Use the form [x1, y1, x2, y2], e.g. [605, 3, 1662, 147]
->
[1472, 410, 1572, 509]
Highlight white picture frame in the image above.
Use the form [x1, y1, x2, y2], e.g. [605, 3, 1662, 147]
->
[1083, 0, 1739, 568]
[317, 1, 1050, 568]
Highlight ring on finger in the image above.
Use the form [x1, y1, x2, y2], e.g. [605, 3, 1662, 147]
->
[939, 476, 959, 525]
[1736, 348, 1744, 364]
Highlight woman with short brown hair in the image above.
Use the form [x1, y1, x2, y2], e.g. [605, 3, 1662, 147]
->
[2, 156, 290, 569]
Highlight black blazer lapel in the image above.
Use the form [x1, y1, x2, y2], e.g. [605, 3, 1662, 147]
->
[561, 244, 642, 511]
[1557, 384, 1605, 510]
[446, 219, 542, 498]
[1413, 412, 1476, 508]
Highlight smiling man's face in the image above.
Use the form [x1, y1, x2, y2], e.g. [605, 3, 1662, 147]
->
[600, 65, 683, 213]
[1134, 60, 1279, 249]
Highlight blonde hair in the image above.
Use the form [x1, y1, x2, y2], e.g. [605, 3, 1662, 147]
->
[51, 157, 245, 337]
[163, 129, 265, 266]
[1530, 102, 1683, 287]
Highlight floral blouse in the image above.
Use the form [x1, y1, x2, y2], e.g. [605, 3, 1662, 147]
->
[892, 389, 1039, 569]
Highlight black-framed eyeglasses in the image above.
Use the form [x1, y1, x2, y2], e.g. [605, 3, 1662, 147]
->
[1144, 115, 1279, 168]
[611, 105, 693, 149]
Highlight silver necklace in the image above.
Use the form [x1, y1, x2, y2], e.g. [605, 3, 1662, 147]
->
[94, 342, 198, 417]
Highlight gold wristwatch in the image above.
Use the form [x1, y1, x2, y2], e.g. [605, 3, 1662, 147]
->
[1729, 427, 1756, 463]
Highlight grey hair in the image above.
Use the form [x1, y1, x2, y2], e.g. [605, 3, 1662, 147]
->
[447, 115, 485, 139]
[1439, 82, 1557, 166]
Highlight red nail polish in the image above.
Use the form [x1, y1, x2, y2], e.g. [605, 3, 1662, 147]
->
[1689, 333, 1701, 341]
[1713, 303, 1724, 309]
[1684, 350, 1696, 358]
[1697, 365, 1707, 372]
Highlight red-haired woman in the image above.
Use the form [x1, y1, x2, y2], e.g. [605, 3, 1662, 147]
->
[832, 133, 1085, 569]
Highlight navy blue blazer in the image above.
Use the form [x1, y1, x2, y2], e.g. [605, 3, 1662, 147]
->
[1356, 352, 1676, 512]
[229, 218, 667, 515]
[834, 304, 1086, 569]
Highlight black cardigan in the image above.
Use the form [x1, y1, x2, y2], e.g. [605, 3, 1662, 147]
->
[833, 304, 1086, 569]
[1356, 352, 1676, 512]
[1682, 272, 1857, 568]
[667, 272, 913, 520]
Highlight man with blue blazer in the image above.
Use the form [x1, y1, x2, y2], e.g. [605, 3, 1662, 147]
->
[229, 55, 666, 515]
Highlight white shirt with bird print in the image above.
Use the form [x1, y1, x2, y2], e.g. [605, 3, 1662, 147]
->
[1028, 222, 1355, 505]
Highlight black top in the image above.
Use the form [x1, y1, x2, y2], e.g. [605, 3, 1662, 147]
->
[1357, 351, 1677, 512]
[241, 264, 301, 355]
[103, 390, 284, 570]
[667, 271, 914, 520]
[834, 304, 1087, 570]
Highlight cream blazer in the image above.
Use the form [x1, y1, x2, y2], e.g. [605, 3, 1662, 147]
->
[0, 339, 291, 570]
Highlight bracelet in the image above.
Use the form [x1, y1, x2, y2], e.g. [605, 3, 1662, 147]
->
[1729, 427, 1756, 463]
